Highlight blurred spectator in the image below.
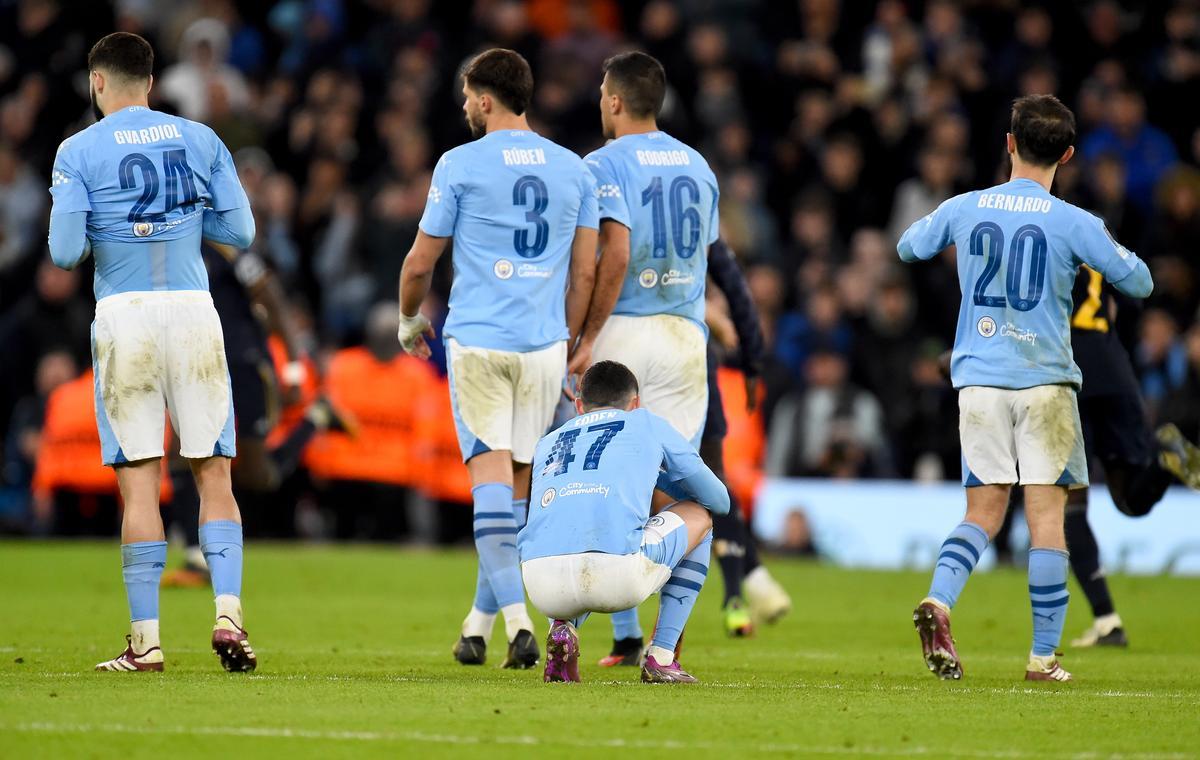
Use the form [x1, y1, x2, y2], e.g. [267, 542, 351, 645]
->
[158, 17, 251, 122]
[1081, 87, 1179, 209]
[770, 508, 819, 557]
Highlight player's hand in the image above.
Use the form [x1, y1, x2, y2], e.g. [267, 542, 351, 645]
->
[937, 350, 953, 382]
[565, 338, 593, 399]
[397, 311, 435, 359]
[744, 375, 759, 413]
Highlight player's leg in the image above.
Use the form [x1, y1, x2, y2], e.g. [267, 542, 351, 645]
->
[642, 502, 713, 683]
[96, 459, 169, 672]
[1156, 422, 1200, 491]
[1065, 489, 1126, 647]
[1024, 485, 1072, 681]
[161, 446, 208, 588]
[916, 386, 1016, 680]
[702, 432, 752, 636]
[1012, 384, 1085, 682]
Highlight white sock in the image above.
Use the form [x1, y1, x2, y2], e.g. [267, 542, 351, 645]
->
[1095, 612, 1122, 635]
[215, 594, 242, 628]
[646, 645, 675, 665]
[131, 619, 160, 653]
[500, 603, 533, 641]
[462, 607, 497, 639]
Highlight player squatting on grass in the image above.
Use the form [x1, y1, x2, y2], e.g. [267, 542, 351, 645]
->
[898, 94, 1154, 683]
[46, 32, 258, 673]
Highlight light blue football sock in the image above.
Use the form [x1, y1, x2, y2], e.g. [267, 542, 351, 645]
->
[122, 541, 167, 622]
[651, 531, 712, 653]
[512, 498, 529, 531]
[1028, 547, 1070, 656]
[472, 483, 524, 608]
[472, 565, 499, 615]
[927, 521, 990, 609]
[199, 520, 243, 598]
[612, 608, 642, 640]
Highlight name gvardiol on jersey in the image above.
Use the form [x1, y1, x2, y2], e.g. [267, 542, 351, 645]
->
[113, 124, 185, 145]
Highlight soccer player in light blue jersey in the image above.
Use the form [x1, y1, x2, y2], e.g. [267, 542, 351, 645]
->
[396, 49, 601, 669]
[46, 33, 258, 673]
[898, 94, 1153, 683]
[520, 361, 730, 683]
[572, 51, 733, 665]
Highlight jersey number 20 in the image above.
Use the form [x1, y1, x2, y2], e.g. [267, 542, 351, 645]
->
[118, 150, 199, 223]
[970, 222, 1047, 311]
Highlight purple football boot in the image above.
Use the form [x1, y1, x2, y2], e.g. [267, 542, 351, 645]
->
[913, 600, 963, 680]
[212, 616, 258, 673]
[543, 620, 580, 683]
[640, 655, 698, 684]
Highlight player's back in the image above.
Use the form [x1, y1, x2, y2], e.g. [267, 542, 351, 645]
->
[421, 129, 598, 352]
[52, 106, 240, 299]
[520, 407, 676, 562]
[1070, 266, 1141, 399]
[900, 177, 1147, 391]
[586, 132, 719, 327]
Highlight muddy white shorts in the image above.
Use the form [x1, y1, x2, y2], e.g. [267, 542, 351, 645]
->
[521, 511, 690, 620]
[92, 290, 236, 465]
[959, 384, 1087, 488]
[446, 338, 567, 464]
[591, 314, 708, 447]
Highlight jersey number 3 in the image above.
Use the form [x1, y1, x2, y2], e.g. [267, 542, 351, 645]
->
[118, 150, 199, 223]
[512, 175, 549, 258]
[542, 421, 625, 477]
[969, 222, 1047, 311]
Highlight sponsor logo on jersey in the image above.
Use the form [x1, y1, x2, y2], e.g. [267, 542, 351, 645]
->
[977, 316, 997, 338]
[494, 259, 514, 279]
[638, 268, 658, 288]
[132, 222, 154, 237]
[661, 269, 695, 286]
[1000, 322, 1038, 345]
[557, 482, 611, 499]
[517, 263, 552, 279]
[540, 488, 556, 508]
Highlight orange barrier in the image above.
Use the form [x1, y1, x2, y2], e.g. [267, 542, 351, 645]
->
[413, 372, 472, 505]
[717, 367, 766, 518]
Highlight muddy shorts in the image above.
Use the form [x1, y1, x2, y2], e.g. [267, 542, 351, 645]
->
[520, 511, 689, 620]
[958, 384, 1087, 489]
[591, 314, 708, 447]
[91, 291, 236, 465]
[445, 338, 566, 464]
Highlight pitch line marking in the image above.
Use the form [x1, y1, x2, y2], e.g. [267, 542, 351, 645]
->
[1, 722, 1195, 759]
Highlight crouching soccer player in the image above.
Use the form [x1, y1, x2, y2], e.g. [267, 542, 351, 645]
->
[48, 33, 257, 672]
[897, 94, 1153, 682]
[519, 361, 730, 683]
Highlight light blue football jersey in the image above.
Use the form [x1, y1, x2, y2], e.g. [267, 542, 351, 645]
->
[48, 106, 250, 300]
[898, 177, 1152, 390]
[584, 132, 719, 328]
[519, 407, 705, 562]
[419, 129, 599, 353]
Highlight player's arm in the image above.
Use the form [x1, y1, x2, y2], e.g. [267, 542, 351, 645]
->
[706, 237, 765, 410]
[397, 231, 448, 359]
[652, 414, 731, 515]
[398, 154, 460, 358]
[565, 225, 598, 347]
[211, 242, 306, 367]
[1075, 213, 1152, 298]
[204, 130, 256, 249]
[897, 195, 960, 262]
[47, 144, 92, 270]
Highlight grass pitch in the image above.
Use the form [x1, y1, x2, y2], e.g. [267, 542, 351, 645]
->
[0, 541, 1197, 759]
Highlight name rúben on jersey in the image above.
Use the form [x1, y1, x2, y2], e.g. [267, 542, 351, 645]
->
[113, 124, 184, 145]
[976, 192, 1051, 213]
[502, 148, 547, 166]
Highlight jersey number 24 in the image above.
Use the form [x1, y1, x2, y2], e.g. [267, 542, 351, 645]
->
[118, 149, 199, 223]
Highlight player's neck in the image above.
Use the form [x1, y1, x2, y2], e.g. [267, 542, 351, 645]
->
[101, 94, 149, 117]
[485, 113, 531, 135]
[1008, 162, 1057, 193]
[613, 119, 659, 139]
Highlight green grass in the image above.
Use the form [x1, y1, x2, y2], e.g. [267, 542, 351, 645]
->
[0, 541, 1197, 759]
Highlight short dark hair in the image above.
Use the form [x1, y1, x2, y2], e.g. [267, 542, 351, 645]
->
[579, 361, 639, 410]
[462, 48, 533, 115]
[88, 32, 154, 82]
[1010, 94, 1075, 166]
[602, 51, 666, 119]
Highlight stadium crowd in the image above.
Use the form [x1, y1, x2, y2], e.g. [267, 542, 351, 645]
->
[1, 0, 1198, 541]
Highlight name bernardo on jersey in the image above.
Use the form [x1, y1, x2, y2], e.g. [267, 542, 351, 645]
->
[113, 123, 185, 145]
[976, 192, 1052, 213]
